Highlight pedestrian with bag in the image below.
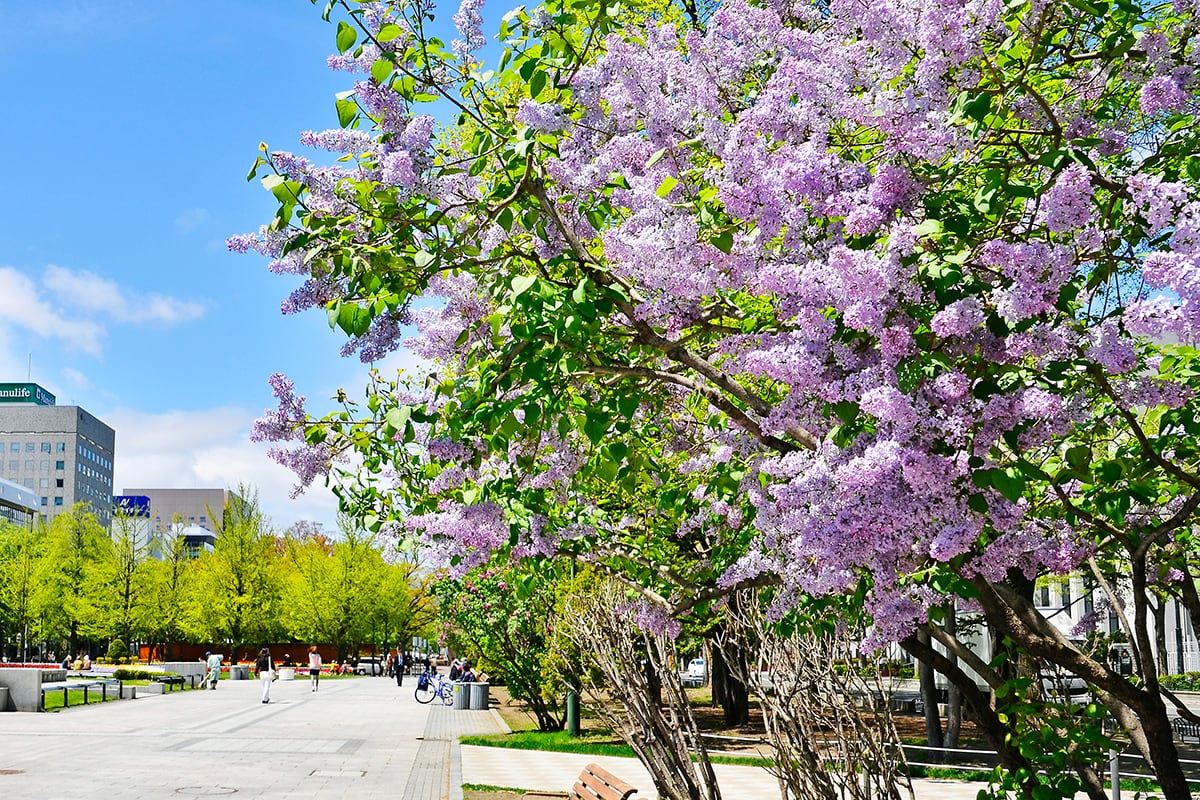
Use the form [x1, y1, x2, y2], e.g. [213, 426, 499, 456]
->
[255, 647, 276, 704]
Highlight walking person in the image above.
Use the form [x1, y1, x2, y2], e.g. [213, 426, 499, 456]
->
[395, 651, 405, 687]
[255, 647, 275, 704]
[307, 646, 322, 692]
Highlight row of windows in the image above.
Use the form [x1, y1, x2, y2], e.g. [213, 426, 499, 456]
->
[78, 462, 111, 485]
[0, 460, 65, 473]
[3, 441, 67, 453]
[38, 496, 65, 507]
[79, 444, 111, 471]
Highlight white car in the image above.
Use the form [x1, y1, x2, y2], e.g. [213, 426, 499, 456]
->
[354, 657, 384, 676]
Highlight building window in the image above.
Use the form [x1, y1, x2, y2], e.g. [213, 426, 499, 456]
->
[7, 460, 17, 471]
[40, 442, 51, 453]
[40, 461, 49, 472]
[24, 443, 34, 453]
[1039, 584, 1051, 607]
[54, 497, 63, 506]
[55, 460, 64, 470]
[39, 479, 49, 488]
[9, 443, 16, 452]
[40, 497, 47, 506]
[24, 460, 33, 471]
[56, 442, 65, 452]
[56, 478, 63, 488]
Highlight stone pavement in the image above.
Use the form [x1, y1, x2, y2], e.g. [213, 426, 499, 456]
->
[0, 671, 500, 800]
[0, 671, 1010, 800]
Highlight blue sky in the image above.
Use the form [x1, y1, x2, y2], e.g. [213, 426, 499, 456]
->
[0, 1, 431, 532]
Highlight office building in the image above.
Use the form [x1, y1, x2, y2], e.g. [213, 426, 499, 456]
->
[120, 487, 242, 554]
[0, 382, 116, 526]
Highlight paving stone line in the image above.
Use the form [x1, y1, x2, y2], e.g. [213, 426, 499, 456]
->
[406, 704, 505, 800]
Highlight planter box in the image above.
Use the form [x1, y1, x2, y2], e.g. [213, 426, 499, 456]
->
[137, 682, 165, 695]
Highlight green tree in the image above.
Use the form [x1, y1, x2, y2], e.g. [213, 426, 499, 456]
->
[185, 490, 282, 659]
[281, 516, 384, 660]
[435, 560, 567, 731]
[95, 505, 155, 650]
[37, 505, 112, 658]
[143, 517, 196, 661]
[0, 521, 45, 662]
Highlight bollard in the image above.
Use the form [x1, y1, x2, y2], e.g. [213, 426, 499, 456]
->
[567, 690, 580, 736]
[1109, 749, 1120, 800]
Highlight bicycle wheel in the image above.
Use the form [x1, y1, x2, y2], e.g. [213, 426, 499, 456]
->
[441, 684, 455, 706]
[414, 681, 436, 704]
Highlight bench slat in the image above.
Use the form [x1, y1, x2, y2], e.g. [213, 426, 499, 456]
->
[568, 763, 637, 800]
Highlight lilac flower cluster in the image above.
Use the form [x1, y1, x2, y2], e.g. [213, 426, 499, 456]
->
[452, 0, 486, 63]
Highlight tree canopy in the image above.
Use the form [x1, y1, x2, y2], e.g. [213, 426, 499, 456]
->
[240, 0, 1200, 796]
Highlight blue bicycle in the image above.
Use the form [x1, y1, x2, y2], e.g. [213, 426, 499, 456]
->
[414, 671, 454, 705]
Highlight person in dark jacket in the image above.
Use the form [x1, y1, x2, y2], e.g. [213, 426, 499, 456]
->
[255, 647, 275, 704]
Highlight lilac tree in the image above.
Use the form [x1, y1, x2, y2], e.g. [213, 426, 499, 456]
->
[239, 0, 1200, 796]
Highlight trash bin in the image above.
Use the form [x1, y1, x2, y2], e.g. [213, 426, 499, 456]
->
[453, 682, 470, 710]
[230, 665, 249, 681]
[469, 682, 489, 710]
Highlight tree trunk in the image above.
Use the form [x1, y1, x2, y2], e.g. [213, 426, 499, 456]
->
[719, 636, 749, 728]
[943, 605, 962, 749]
[710, 646, 728, 708]
[916, 626, 944, 756]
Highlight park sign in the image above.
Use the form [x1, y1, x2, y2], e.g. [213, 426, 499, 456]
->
[0, 382, 56, 406]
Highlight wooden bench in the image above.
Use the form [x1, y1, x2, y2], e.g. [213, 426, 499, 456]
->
[523, 763, 638, 800]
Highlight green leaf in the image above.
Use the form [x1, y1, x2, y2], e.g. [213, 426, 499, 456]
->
[511, 274, 538, 298]
[377, 24, 406, 42]
[529, 69, 547, 98]
[712, 231, 734, 254]
[336, 303, 372, 338]
[1065, 446, 1091, 469]
[336, 20, 357, 54]
[371, 58, 394, 85]
[645, 147, 667, 168]
[336, 97, 358, 128]
[991, 469, 1026, 502]
[655, 175, 678, 197]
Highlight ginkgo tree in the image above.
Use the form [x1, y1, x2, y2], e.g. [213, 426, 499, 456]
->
[239, 0, 1200, 796]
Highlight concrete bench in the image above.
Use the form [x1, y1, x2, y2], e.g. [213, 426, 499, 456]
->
[523, 763, 638, 800]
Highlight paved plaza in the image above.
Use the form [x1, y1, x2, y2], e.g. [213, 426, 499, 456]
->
[0, 673, 1010, 799]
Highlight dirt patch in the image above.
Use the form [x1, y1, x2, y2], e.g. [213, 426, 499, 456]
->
[464, 790, 526, 800]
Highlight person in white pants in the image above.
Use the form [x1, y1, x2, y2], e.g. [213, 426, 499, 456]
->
[255, 647, 275, 704]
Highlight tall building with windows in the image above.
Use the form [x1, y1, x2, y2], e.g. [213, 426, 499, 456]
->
[121, 487, 241, 553]
[0, 382, 116, 526]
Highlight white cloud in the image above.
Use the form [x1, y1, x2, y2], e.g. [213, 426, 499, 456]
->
[42, 265, 206, 325]
[0, 266, 105, 355]
[59, 367, 92, 389]
[174, 208, 210, 235]
[107, 406, 341, 533]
